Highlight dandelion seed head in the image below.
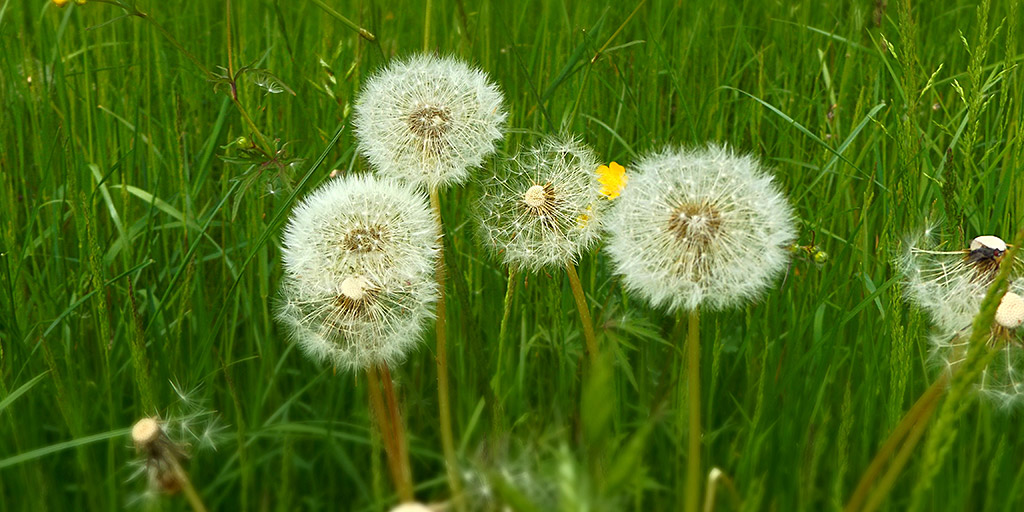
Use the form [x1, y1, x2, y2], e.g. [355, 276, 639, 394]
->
[477, 136, 607, 271]
[354, 54, 506, 190]
[277, 174, 439, 371]
[898, 229, 1001, 333]
[605, 144, 796, 312]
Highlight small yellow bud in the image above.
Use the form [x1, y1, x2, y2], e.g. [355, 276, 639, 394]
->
[52, 0, 72, 6]
[813, 250, 828, 264]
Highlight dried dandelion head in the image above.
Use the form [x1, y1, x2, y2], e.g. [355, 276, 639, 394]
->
[129, 418, 192, 497]
[476, 136, 610, 271]
[276, 174, 439, 372]
[354, 54, 507, 190]
[605, 144, 796, 312]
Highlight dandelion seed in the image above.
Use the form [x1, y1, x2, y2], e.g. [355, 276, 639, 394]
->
[605, 144, 796, 312]
[477, 136, 607, 272]
[276, 174, 439, 372]
[354, 54, 507, 190]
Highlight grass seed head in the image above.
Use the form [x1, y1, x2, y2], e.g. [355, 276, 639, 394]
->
[605, 144, 796, 312]
[276, 173, 439, 372]
[476, 135, 607, 272]
[354, 53, 507, 191]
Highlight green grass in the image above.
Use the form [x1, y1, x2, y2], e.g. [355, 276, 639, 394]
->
[2, 0, 1024, 510]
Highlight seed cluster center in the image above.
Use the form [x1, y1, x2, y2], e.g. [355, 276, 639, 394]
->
[523, 183, 559, 225]
[667, 202, 722, 246]
[407, 104, 452, 138]
[343, 225, 390, 254]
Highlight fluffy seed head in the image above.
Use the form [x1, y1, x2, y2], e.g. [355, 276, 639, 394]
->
[354, 54, 507, 190]
[901, 229, 1024, 408]
[477, 136, 608, 271]
[276, 174, 439, 372]
[898, 230, 1002, 333]
[929, 286, 1024, 409]
[605, 144, 796, 312]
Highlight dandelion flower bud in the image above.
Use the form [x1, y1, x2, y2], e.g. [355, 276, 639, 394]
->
[354, 54, 507, 191]
[605, 144, 796, 312]
[477, 136, 607, 271]
[276, 174, 439, 372]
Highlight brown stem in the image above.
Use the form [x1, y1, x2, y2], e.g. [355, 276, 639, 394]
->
[861, 389, 943, 512]
[844, 372, 949, 512]
[380, 365, 414, 500]
[429, 188, 465, 511]
[366, 366, 411, 502]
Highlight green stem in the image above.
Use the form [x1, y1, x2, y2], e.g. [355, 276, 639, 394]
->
[844, 373, 949, 512]
[423, 0, 432, 51]
[684, 308, 701, 512]
[566, 263, 598, 365]
[429, 188, 465, 511]
[492, 267, 518, 431]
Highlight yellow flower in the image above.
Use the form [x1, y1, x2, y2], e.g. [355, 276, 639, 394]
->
[52, 0, 71, 6]
[576, 204, 594, 229]
[75, 0, 87, 4]
[597, 161, 627, 199]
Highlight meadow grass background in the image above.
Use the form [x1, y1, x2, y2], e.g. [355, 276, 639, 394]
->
[2, 0, 1024, 510]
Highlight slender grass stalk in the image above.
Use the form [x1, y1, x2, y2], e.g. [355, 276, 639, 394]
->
[366, 365, 413, 502]
[429, 188, 464, 511]
[566, 263, 598, 365]
[844, 373, 949, 512]
[684, 308, 701, 512]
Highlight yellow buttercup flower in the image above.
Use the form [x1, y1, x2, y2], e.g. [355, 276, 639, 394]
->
[597, 161, 627, 199]
[52, 0, 72, 6]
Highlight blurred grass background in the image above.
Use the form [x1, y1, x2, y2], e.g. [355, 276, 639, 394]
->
[2, 0, 1024, 510]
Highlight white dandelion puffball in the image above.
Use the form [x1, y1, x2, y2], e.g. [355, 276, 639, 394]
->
[276, 174, 439, 372]
[477, 136, 607, 272]
[898, 231, 1006, 333]
[929, 289, 1024, 409]
[354, 54, 507, 190]
[605, 144, 796, 312]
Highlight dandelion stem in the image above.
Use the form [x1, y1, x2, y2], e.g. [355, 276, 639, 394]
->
[684, 307, 702, 512]
[566, 263, 598, 365]
[492, 267, 518, 431]
[423, 0, 432, 51]
[366, 366, 413, 502]
[166, 455, 209, 512]
[429, 188, 465, 511]
[844, 373, 949, 512]
[380, 365, 415, 502]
